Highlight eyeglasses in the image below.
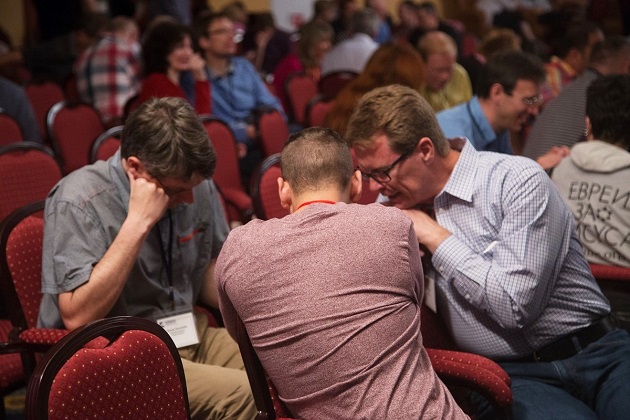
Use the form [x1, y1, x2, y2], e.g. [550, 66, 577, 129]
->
[207, 27, 244, 43]
[521, 93, 543, 107]
[359, 150, 413, 184]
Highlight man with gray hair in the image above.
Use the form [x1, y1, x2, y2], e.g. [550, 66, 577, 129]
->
[346, 84, 630, 419]
[216, 127, 466, 419]
[38, 97, 256, 419]
[320, 8, 380, 76]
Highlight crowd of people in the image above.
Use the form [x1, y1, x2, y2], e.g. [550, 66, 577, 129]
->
[1, 0, 630, 419]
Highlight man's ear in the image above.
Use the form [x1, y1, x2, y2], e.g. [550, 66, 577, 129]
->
[277, 177, 293, 211]
[416, 137, 435, 163]
[124, 156, 145, 178]
[489, 82, 504, 101]
[585, 116, 593, 141]
[349, 170, 363, 203]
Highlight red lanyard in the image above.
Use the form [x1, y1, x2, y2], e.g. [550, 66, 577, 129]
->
[295, 200, 336, 211]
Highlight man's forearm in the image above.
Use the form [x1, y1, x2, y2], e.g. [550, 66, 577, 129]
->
[58, 219, 151, 329]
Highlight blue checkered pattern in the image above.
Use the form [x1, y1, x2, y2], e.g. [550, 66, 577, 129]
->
[431, 141, 610, 359]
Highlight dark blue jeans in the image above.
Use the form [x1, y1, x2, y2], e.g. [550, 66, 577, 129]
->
[473, 329, 630, 419]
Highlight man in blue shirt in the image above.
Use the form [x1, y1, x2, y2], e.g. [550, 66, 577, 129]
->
[436, 50, 544, 155]
[191, 12, 285, 167]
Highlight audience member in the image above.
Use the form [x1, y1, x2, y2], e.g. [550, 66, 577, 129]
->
[0, 13, 108, 85]
[273, 20, 333, 113]
[417, 30, 472, 112]
[552, 74, 630, 331]
[410, 1, 463, 58]
[459, 27, 522, 94]
[331, 0, 358, 44]
[216, 126, 467, 419]
[0, 76, 41, 143]
[191, 12, 284, 171]
[241, 13, 292, 77]
[311, 0, 338, 26]
[138, 21, 210, 114]
[523, 36, 630, 162]
[346, 84, 630, 420]
[37, 97, 255, 419]
[320, 8, 380, 77]
[437, 51, 550, 159]
[394, 0, 420, 43]
[543, 22, 604, 102]
[75, 16, 141, 127]
[221, 1, 249, 34]
[147, 0, 192, 25]
[325, 43, 424, 137]
[365, 0, 393, 43]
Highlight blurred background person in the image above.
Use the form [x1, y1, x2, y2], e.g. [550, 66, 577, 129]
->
[0, 75, 41, 143]
[273, 20, 333, 113]
[241, 12, 292, 78]
[321, 8, 380, 77]
[138, 21, 210, 114]
[75, 16, 141, 127]
[417, 30, 472, 112]
[325, 43, 425, 137]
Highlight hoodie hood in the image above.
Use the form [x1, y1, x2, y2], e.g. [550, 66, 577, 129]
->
[570, 140, 630, 173]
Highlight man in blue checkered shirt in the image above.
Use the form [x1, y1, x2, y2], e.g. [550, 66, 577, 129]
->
[346, 84, 630, 419]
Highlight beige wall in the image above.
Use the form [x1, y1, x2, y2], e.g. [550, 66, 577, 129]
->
[0, 1, 24, 47]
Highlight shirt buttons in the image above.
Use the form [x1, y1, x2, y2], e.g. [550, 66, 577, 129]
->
[465, 293, 471, 301]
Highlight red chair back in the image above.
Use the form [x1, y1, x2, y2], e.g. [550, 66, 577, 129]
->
[0, 202, 46, 332]
[26, 317, 190, 420]
[25, 81, 65, 142]
[250, 154, 289, 220]
[0, 113, 23, 146]
[284, 72, 318, 126]
[200, 116, 253, 224]
[318, 71, 358, 98]
[47, 101, 104, 174]
[257, 109, 289, 157]
[90, 126, 122, 163]
[0, 143, 61, 222]
[305, 94, 334, 127]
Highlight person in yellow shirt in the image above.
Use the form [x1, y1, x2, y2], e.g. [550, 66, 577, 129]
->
[417, 30, 472, 112]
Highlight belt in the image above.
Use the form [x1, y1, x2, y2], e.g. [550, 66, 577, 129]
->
[515, 315, 617, 363]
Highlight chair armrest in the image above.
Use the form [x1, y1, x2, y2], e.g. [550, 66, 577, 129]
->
[18, 328, 70, 352]
[221, 187, 254, 218]
[427, 348, 513, 413]
[589, 263, 630, 282]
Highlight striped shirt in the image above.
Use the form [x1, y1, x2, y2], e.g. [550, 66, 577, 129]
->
[431, 140, 609, 359]
[523, 69, 599, 160]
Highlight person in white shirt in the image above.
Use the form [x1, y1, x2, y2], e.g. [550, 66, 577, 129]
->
[320, 8, 380, 76]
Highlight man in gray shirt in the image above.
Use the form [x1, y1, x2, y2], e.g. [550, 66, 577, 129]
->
[38, 97, 255, 420]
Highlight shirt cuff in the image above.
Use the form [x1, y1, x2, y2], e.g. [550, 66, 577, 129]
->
[432, 234, 476, 282]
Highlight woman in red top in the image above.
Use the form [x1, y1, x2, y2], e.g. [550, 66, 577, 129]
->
[138, 22, 211, 114]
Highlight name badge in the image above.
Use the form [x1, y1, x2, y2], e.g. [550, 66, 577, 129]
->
[157, 311, 200, 348]
[424, 271, 437, 313]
